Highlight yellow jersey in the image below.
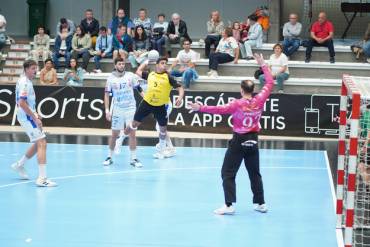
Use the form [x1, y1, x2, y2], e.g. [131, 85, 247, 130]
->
[143, 71, 180, 106]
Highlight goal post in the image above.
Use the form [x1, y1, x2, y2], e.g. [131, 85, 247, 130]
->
[337, 75, 370, 247]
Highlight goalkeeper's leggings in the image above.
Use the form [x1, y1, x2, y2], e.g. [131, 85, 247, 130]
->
[221, 132, 265, 205]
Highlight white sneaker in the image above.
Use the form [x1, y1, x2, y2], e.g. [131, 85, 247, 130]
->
[102, 157, 113, 166]
[155, 143, 161, 151]
[153, 149, 165, 159]
[11, 162, 29, 180]
[207, 70, 213, 76]
[164, 148, 176, 158]
[93, 69, 102, 73]
[214, 205, 235, 215]
[130, 158, 143, 168]
[254, 204, 268, 213]
[210, 70, 218, 78]
[114, 135, 126, 154]
[36, 177, 57, 187]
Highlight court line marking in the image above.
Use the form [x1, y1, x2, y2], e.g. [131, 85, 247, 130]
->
[324, 151, 344, 247]
[0, 165, 327, 189]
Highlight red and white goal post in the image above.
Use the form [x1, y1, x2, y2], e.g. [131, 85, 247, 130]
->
[337, 75, 370, 247]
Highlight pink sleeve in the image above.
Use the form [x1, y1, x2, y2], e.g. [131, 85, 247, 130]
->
[199, 99, 239, 115]
[253, 64, 274, 105]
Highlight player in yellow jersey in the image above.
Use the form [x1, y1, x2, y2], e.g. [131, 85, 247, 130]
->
[124, 57, 184, 158]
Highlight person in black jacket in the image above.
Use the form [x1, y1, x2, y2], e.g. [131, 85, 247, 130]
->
[165, 13, 191, 57]
[80, 9, 100, 48]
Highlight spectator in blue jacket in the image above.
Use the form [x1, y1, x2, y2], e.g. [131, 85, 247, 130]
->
[93, 26, 113, 73]
[52, 27, 73, 70]
[108, 8, 134, 36]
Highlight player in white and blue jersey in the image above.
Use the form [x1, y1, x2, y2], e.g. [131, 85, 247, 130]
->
[102, 57, 143, 168]
[11, 59, 57, 187]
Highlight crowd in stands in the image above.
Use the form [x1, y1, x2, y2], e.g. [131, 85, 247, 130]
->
[1, 6, 370, 91]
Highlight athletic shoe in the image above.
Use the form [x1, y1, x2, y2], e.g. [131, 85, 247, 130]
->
[130, 158, 143, 168]
[254, 204, 268, 213]
[213, 205, 235, 215]
[210, 70, 218, 78]
[114, 135, 126, 154]
[164, 148, 176, 158]
[155, 143, 161, 151]
[102, 157, 113, 166]
[153, 149, 165, 159]
[36, 177, 57, 187]
[11, 162, 29, 180]
[93, 69, 102, 73]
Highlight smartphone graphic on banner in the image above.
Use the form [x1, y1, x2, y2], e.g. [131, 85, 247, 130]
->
[305, 108, 320, 134]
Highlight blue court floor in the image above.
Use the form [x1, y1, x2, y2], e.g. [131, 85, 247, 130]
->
[0, 142, 339, 247]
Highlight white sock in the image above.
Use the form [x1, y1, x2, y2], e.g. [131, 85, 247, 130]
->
[166, 135, 174, 148]
[38, 165, 46, 179]
[108, 149, 112, 158]
[130, 149, 137, 160]
[18, 155, 28, 166]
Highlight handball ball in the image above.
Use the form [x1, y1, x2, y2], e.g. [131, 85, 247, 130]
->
[148, 50, 160, 62]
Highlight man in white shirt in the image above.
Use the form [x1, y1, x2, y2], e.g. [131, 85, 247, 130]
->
[102, 57, 143, 168]
[170, 39, 199, 88]
[11, 59, 57, 187]
[0, 14, 7, 51]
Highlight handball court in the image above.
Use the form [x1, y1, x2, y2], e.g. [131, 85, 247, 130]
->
[0, 129, 341, 247]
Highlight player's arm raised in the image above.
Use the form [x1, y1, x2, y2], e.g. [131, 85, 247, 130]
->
[136, 59, 149, 78]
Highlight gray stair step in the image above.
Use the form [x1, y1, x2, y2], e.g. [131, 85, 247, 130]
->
[10, 44, 31, 51]
[40, 73, 341, 94]
[5, 59, 25, 66]
[3, 67, 23, 74]
[7, 51, 29, 59]
[0, 74, 19, 83]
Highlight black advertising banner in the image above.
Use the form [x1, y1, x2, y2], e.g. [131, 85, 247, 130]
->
[0, 85, 340, 137]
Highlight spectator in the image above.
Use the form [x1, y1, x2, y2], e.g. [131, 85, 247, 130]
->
[80, 9, 99, 48]
[305, 12, 335, 63]
[0, 14, 6, 52]
[282, 13, 302, 58]
[112, 24, 133, 60]
[30, 26, 50, 67]
[52, 27, 73, 70]
[170, 39, 199, 89]
[108, 8, 134, 36]
[232, 21, 248, 59]
[133, 8, 152, 37]
[208, 27, 239, 77]
[71, 25, 92, 71]
[259, 43, 289, 93]
[56, 18, 75, 37]
[166, 13, 191, 57]
[151, 13, 168, 56]
[63, 58, 84, 86]
[362, 24, 370, 63]
[39, 58, 58, 85]
[232, 21, 241, 42]
[242, 14, 263, 60]
[205, 11, 224, 58]
[128, 25, 150, 69]
[93, 26, 113, 73]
